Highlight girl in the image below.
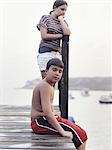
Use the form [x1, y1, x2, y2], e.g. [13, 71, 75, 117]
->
[37, 0, 70, 78]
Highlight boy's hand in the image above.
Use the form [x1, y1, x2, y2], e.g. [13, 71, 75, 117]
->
[62, 131, 73, 139]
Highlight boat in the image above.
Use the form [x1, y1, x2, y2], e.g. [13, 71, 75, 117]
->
[99, 94, 112, 104]
[69, 93, 75, 100]
[81, 88, 90, 97]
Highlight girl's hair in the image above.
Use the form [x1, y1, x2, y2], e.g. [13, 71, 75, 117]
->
[46, 58, 64, 70]
[50, 0, 68, 14]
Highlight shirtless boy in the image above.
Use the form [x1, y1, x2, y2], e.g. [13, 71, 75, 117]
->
[31, 58, 87, 150]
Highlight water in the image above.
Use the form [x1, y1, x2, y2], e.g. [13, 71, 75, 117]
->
[0, 88, 112, 150]
[68, 91, 112, 150]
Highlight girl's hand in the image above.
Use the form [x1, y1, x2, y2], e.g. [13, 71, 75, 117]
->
[58, 15, 65, 21]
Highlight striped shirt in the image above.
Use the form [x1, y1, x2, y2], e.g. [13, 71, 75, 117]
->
[37, 15, 64, 52]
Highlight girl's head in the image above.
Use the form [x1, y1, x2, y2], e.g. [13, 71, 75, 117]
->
[53, 0, 68, 9]
[50, 0, 68, 16]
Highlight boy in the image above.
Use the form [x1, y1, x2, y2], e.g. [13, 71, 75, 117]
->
[31, 58, 87, 150]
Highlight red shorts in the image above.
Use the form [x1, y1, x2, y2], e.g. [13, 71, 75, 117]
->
[31, 115, 88, 149]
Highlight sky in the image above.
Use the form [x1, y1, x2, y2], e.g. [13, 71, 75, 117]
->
[0, 0, 111, 88]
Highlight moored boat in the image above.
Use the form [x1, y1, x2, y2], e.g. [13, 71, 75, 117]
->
[99, 94, 112, 104]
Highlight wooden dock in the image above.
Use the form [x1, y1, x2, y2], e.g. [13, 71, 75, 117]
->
[0, 105, 75, 150]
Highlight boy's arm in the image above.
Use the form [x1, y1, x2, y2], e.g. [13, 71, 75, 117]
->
[40, 85, 72, 139]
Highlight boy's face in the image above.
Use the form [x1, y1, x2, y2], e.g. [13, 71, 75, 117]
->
[46, 65, 63, 83]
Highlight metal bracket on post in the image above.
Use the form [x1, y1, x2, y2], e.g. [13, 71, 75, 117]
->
[59, 35, 69, 119]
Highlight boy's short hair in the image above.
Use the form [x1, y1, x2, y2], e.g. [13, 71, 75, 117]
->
[46, 58, 64, 70]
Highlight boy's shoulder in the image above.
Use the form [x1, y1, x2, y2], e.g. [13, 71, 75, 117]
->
[34, 80, 53, 96]
[34, 80, 50, 90]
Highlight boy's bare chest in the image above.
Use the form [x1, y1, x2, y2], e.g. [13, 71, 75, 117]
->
[50, 90, 54, 103]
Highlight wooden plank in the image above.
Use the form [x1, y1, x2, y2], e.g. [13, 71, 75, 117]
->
[0, 122, 30, 126]
[0, 149, 75, 150]
[0, 105, 59, 111]
[0, 106, 60, 116]
[0, 126, 30, 129]
[0, 129, 32, 133]
[0, 133, 67, 138]
[0, 137, 73, 142]
[0, 142, 74, 149]
[0, 139, 72, 143]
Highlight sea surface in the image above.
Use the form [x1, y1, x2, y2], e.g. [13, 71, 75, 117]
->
[0, 88, 112, 150]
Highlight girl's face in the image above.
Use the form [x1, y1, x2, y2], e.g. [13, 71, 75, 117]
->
[54, 4, 67, 17]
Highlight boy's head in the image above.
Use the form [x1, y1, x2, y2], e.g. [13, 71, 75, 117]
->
[45, 58, 64, 83]
[46, 58, 64, 70]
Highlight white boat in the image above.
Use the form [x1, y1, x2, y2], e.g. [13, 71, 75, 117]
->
[99, 94, 112, 104]
[81, 88, 90, 97]
[69, 93, 75, 100]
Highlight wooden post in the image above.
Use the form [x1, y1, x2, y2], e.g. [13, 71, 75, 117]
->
[59, 35, 69, 119]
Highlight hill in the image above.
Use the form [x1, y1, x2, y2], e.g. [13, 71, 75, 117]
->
[22, 77, 112, 91]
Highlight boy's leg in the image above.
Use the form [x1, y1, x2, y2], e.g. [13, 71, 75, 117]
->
[56, 116, 88, 149]
[31, 117, 58, 134]
[78, 142, 86, 150]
